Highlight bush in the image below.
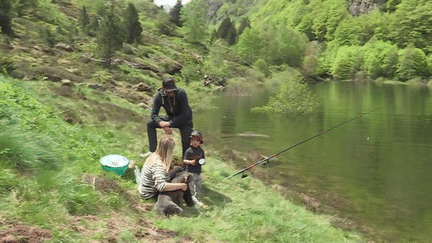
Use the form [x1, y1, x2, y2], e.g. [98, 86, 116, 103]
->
[253, 59, 270, 77]
[0, 51, 15, 74]
[397, 43, 428, 81]
[252, 71, 319, 114]
[331, 45, 363, 80]
[40, 26, 56, 48]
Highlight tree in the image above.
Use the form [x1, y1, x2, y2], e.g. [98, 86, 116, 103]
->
[217, 17, 232, 40]
[397, 43, 428, 81]
[180, 0, 207, 44]
[169, 0, 183, 27]
[226, 22, 237, 46]
[237, 17, 250, 36]
[0, 0, 15, 37]
[124, 3, 142, 44]
[79, 6, 90, 34]
[97, 6, 125, 66]
[15, 0, 38, 18]
[236, 27, 261, 64]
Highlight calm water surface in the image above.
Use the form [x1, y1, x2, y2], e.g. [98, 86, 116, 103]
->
[194, 81, 432, 242]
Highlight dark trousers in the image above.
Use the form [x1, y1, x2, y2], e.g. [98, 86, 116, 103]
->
[147, 116, 193, 157]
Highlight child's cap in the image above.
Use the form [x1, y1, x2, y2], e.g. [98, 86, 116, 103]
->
[190, 130, 204, 144]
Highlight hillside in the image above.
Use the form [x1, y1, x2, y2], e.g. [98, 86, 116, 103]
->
[207, 0, 432, 83]
[0, 0, 370, 242]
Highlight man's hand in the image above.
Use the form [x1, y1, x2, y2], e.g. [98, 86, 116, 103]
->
[159, 121, 171, 128]
[162, 126, 173, 135]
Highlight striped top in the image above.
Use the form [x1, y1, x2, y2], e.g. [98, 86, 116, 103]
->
[138, 163, 169, 199]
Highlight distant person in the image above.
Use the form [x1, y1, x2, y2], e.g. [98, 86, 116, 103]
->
[180, 130, 206, 207]
[136, 137, 192, 205]
[144, 77, 193, 157]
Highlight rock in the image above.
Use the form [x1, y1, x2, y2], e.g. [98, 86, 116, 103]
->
[45, 74, 62, 82]
[88, 83, 106, 91]
[132, 82, 152, 92]
[138, 102, 149, 109]
[348, 0, 385, 16]
[61, 79, 73, 86]
[55, 43, 73, 51]
[123, 60, 160, 74]
[167, 61, 182, 75]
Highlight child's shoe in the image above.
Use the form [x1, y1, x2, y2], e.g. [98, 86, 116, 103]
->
[192, 196, 204, 207]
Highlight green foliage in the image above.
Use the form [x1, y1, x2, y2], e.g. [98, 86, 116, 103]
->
[180, 0, 207, 44]
[397, 43, 428, 81]
[252, 71, 319, 114]
[236, 23, 307, 67]
[202, 40, 233, 79]
[427, 54, 432, 77]
[384, 0, 432, 54]
[40, 26, 56, 48]
[237, 16, 251, 36]
[226, 21, 237, 46]
[0, 81, 61, 170]
[13, 0, 38, 18]
[0, 50, 15, 74]
[156, 14, 176, 36]
[236, 26, 261, 64]
[331, 45, 363, 80]
[386, 0, 402, 12]
[124, 3, 143, 44]
[362, 38, 398, 79]
[88, 16, 100, 36]
[0, 0, 15, 36]
[301, 41, 321, 78]
[332, 11, 381, 46]
[253, 59, 270, 77]
[273, 24, 308, 66]
[91, 69, 112, 84]
[217, 17, 232, 40]
[79, 6, 90, 34]
[97, 6, 125, 66]
[169, 0, 183, 27]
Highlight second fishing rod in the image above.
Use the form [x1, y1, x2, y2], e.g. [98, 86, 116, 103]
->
[224, 107, 381, 180]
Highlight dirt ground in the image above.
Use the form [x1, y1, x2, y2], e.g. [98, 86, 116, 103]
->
[0, 217, 52, 243]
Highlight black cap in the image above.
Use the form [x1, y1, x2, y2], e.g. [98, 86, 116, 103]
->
[190, 130, 204, 144]
[162, 77, 177, 91]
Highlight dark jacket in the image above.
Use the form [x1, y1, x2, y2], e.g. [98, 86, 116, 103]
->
[150, 87, 193, 127]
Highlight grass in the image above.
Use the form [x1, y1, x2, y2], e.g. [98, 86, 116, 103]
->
[0, 75, 365, 242]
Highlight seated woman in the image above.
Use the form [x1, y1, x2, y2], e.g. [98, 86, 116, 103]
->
[137, 137, 193, 206]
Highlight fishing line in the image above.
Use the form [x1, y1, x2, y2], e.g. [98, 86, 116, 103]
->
[224, 107, 381, 180]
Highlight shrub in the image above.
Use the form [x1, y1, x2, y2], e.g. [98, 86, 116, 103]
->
[331, 45, 363, 80]
[40, 26, 56, 48]
[0, 51, 15, 74]
[252, 71, 319, 114]
[397, 43, 428, 81]
[253, 59, 270, 77]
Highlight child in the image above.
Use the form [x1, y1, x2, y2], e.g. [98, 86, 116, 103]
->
[182, 130, 206, 207]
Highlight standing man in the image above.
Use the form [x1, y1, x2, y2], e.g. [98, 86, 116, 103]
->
[146, 77, 193, 157]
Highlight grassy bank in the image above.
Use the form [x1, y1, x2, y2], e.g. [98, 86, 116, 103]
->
[0, 75, 365, 242]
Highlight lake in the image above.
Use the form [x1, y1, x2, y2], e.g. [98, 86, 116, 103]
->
[194, 81, 432, 242]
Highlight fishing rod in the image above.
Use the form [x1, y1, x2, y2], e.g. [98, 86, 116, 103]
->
[224, 107, 381, 180]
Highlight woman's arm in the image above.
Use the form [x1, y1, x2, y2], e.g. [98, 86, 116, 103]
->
[153, 164, 188, 192]
[163, 183, 188, 192]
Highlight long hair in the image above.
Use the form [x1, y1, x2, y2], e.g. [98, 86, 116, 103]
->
[144, 137, 175, 171]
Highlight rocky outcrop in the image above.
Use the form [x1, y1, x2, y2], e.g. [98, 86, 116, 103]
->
[348, 0, 386, 16]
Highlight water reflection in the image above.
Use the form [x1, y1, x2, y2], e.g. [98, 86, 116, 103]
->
[194, 81, 432, 242]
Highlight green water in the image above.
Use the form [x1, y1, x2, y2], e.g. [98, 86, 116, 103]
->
[194, 81, 432, 242]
